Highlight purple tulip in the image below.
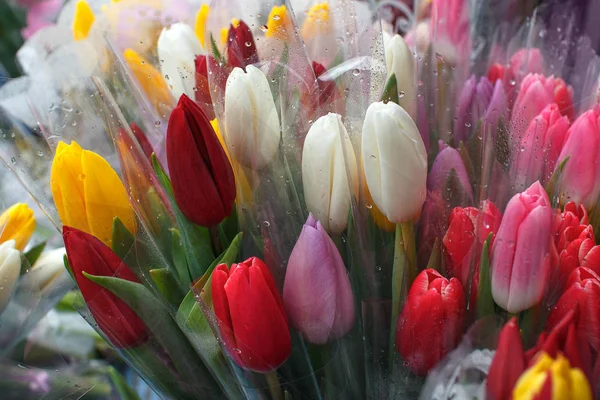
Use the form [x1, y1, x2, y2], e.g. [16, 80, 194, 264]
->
[455, 76, 507, 146]
[491, 181, 552, 313]
[283, 214, 355, 344]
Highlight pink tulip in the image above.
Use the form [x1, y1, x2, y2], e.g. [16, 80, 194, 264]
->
[510, 74, 573, 141]
[283, 214, 355, 344]
[556, 107, 600, 207]
[491, 181, 553, 313]
[511, 103, 570, 190]
[430, 0, 470, 62]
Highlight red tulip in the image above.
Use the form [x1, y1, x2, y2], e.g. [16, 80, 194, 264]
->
[226, 20, 259, 70]
[166, 94, 235, 226]
[212, 257, 291, 372]
[555, 202, 589, 245]
[487, 63, 505, 83]
[557, 225, 599, 280]
[396, 269, 465, 376]
[195, 55, 227, 120]
[63, 226, 148, 348]
[486, 318, 526, 400]
[547, 269, 600, 352]
[128, 123, 154, 160]
[443, 201, 502, 306]
[312, 61, 337, 108]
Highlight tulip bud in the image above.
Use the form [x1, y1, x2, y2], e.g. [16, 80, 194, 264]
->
[302, 114, 358, 234]
[73, 0, 94, 41]
[63, 227, 148, 348]
[396, 269, 466, 376]
[283, 214, 355, 344]
[157, 23, 203, 100]
[547, 269, 600, 352]
[166, 94, 235, 226]
[556, 225, 598, 282]
[512, 103, 570, 191]
[50, 141, 137, 246]
[557, 108, 600, 207]
[362, 101, 427, 223]
[555, 202, 589, 245]
[224, 65, 281, 170]
[226, 20, 259, 69]
[21, 247, 67, 293]
[195, 55, 226, 120]
[491, 181, 552, 313]
[385, 34, 415, 116]
[486, 318, 526, 400]
[0, 240, 21, 314]
[512, 353, 592, 400]
[0, 203, 35, 251]
[212, 257, 291, 372]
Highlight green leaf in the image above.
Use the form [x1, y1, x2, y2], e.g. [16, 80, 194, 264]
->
[55, 290, 78, 312]
[150, 268, 185, 306]
[476, 233, 495, 318]
[426, 238, 442, 273]
[493, 119, 510, 170]
[210, 33, 223, 63]
[389, 223, 406, 368]
[83, 272, 214, 388]
[111, 217, 135, 261]
[23, 242, 46, 270]
[107, 366, 141, 400]
[63, 255, 74, 281]
[545, 156, 569, 207]
[381, 73, 399, 105]
[152, 154, 214, 285]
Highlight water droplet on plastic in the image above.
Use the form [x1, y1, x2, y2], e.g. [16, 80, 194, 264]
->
[272, 14, 280, 21]
[263, 221, 271, 227]
[37, 151, 44, 156]
[352, 69, 360, 76]
[398, 91, 406, 98]
[10, 157, 16, 164]
[465, 122, 472, 127]
[245, 41, 252, 47]
[154, 121, 161, 127]
[78, 173, 86, 181]
[366, 203, 373, 209]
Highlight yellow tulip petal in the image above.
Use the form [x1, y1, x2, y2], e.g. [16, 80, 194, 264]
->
[51, 141, 90, 234]
[123, 48, 172, 112]
[73, 0, 95, 41]
[81, 149, 137, 246]
[220, 18, 240, 45]
[569, 368, 593, 400]
[302, 2, 331, 39]
[195, 4, 210, 49]
[266, 5, 291, 39]
[0, 204, 36, 251]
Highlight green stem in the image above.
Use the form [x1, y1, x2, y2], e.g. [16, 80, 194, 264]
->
[208, 225, 224, 257]
[265, 370, 284, 400]
[400, 220, 417, 286]
[388, 223, 407, 368]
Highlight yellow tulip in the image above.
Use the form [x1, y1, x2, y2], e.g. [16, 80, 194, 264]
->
[73, 0, 95, 41]
[513, 353, 593, 400]
[195, 4, 210, 49]
[301, 2, 332, 40]
[50, 141, 137, 246]
[0, 203, 36, 251]
[123, 49, 173, 113]
[266, 5, 292, 40]
[220, 18, 240, 45]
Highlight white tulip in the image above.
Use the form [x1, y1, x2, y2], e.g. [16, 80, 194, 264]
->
[0, 240, 21, 314]
[385, 35, 416, 117]
[302, 114, 358, 234]
[224, 65, 281, 170]
[157, 22, 203, 100]
[362, 101, 427, 223]
[21, 247, 67, 294]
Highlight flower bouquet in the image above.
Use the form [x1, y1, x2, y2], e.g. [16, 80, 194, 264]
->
[2, 0, 600, 398]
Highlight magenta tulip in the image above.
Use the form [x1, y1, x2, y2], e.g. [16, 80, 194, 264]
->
[511, 103, 570, 190]
[557, 107, 600, 207]
[283, 214, 355, 344]
[491, 181, 553, 313]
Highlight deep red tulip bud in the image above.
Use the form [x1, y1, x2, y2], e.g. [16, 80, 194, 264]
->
[396, 269, 465, 376]
[557, 225, 597, 281]
[166, 94, 235, 226]
[312, 61, 337, 107]
[226, 20, 259, 70]
[487, 63, 505, 83]
[547, 269, 600, 352]
[63, 226, 148, 348]
[555, 202, 589, 245]
[212, 257, 291, 372]
[128, 123, 154, 160]
[195, 55, 227, 120]
[486, 318, 526, 400]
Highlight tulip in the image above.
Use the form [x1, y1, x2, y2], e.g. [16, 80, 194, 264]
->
[50, 141, 137, 246]
[396, 269, 465, 376]
[194, 4, 210, 49]
[312, 62, 337, 108]
[224, 65, 281, 170]
[443, 201, 502, 305]
[195, 55, 226, 120]
[128, 122, 154, 161]
[63, 226, 148, 348]
[0, 203, 35, 251]
[511, 74, 573, 140]
[212, 257, 291, 372]
[385, 34, 415, 117]
[123, 49, 172, 112]
[547, 269, 600, 352]
[491, 181, 552, 313]
[556, 225, 600, 281]
[265, 5, 292, 41]
[157, 23, 203, 101]
[21, 247, 68, 293]
[486, 318, 526, 400]
[302, 114, 358, 234]
[511, 103, 570, 190]
[362, 101, 427, 223]
[430, 0, 470, 63]
[555, 202, 589, 245]
[301, 2, 337, 65]
[166, 94, 235, 226]
[73, 0, 94, 41]
[0, 240, 21, 314]
[226, 20, 259, 70]
[513, 353, 592, 400]
[556, 107, 600, 207]
[283, 214, 355, 344]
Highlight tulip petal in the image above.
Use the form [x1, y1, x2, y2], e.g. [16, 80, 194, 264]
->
[0, 241, 21, 313]
[486, 318, 526, 400]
